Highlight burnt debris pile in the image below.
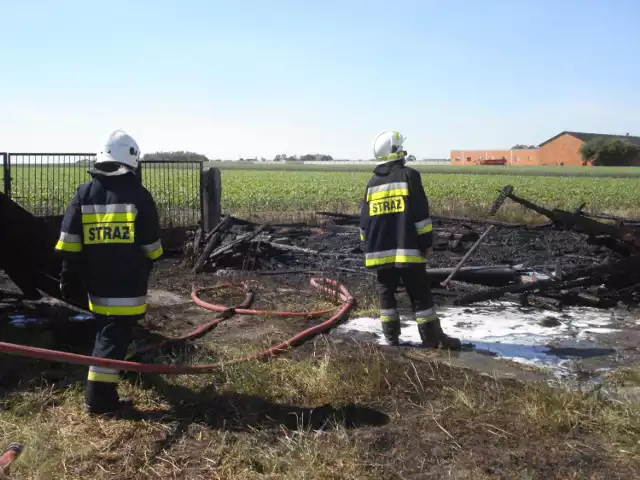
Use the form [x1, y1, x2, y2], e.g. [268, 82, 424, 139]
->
[185, 186, 640, 311]
[185, 214, 487, 278]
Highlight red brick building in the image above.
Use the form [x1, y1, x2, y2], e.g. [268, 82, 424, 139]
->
[450, 131, 640, 166]
[450, 148, 539, 166]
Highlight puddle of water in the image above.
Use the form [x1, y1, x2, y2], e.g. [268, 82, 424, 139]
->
[337, 301, 634, 378]
[8, 315, 48, 328]
[6, 313, 95, 328]
[68, 313, 95, 322]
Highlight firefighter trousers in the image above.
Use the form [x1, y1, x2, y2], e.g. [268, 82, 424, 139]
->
[85, 315, 139, 413]
[376, 267, 439, 341]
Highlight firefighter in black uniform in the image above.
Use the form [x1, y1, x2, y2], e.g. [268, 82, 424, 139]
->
[55, 129, 163, 416]
[360, 130, 461, 349]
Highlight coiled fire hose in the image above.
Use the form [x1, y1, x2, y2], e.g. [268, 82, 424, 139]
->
[0, 278, 355, 374]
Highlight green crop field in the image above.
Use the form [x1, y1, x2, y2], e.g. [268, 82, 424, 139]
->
[219, 170, 640, 222]
[211, 161, 640, 178]
[3, 164, 640, 225]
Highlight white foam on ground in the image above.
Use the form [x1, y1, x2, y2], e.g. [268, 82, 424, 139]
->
[337, 301, 632, 375]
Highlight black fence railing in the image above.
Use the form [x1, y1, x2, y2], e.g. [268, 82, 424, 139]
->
[139, 160, 203, 228]
[5, 153, 95, 216]
[1, 153, 203, 228]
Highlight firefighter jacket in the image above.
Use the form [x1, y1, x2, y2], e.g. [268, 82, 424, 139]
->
[359, 159, 433, 268]
[55, 172, 163, 316]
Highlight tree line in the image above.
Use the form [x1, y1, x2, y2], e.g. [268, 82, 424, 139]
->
[132, 138, 640, 167]
[579, 138, 640, 166]
[141, 152, 420, 162]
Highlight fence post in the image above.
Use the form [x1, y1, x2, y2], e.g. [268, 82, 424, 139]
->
[135, 161, 143, 182]
[202, 167, 221, 232]
[1, 153, 10, 197]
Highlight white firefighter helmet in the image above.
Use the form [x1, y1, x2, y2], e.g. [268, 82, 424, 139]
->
[94, 129, 141, 175]
[372, 130, 406, 162]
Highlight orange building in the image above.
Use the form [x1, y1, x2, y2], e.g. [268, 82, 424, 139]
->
[450, 131, 640, 166]
[450, 149, 539, 166]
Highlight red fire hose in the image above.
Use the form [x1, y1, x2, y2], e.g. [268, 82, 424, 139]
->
[0, 278, 355, 374]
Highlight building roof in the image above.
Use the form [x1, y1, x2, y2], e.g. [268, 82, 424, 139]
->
[539, 131, 640, 148]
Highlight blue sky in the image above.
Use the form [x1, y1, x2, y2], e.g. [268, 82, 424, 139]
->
[1, 0, 639, 159]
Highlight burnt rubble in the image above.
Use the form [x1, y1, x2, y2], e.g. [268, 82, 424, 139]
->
[185, 186, 640, 312]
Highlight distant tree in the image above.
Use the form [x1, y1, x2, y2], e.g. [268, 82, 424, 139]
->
[75, 158, 95, 166]
[511, 144, 537, 149]
[295, 153, 334, 162]
[142, 150, 209, 162]
[579, 137, 640, 166]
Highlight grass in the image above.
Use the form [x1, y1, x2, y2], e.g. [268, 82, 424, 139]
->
[210, 161, 640, 178]
[602, 367, 640, 387]
[1, 339, 639, 479]
[219, 170, 640, 222]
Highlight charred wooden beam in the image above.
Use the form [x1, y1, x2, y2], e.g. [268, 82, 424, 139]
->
[192, 216, 233, 273]
[0, 192, 87, 307]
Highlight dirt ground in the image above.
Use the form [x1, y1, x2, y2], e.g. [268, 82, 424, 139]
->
[1, 221, 639, 478]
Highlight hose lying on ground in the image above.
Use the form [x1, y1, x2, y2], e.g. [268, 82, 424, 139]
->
[0, 278, 355, 374]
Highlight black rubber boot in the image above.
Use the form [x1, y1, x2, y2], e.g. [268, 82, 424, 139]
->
[382, 320, 400, 346]
[418, 319, 462, 351]
[85, 397, 135, 417]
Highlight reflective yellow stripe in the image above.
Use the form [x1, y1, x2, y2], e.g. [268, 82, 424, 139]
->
[146, 246, 163, 260]
[88, 302, 147, 316]
[365, 249, 425, 266]
[415, 219, 433, 235]
[142, 239, 164, 260]
[55, 240, 82, 252]
[81, 204, 137, 215]
[416, 314, 438, 325]
[360, 234, 365, 241]
[366, 188, 409, 202]
[81, 212, 136, 224]
[376, 151, 406, 162]
[365, 255, 425, 267]
[417, 224, 432, 235]
[87, 371, 119, 383]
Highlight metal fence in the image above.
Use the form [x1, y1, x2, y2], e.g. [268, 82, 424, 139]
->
[4, 153, 95, 216]
[1, 153, 203, 228]
[138, 160, 203, 228]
